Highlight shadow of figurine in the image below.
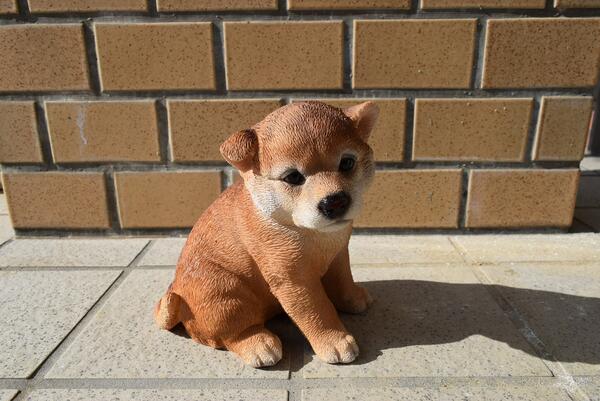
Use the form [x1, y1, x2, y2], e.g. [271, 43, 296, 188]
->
[334, 280, 600, 368]
[168, 279, 600, 371]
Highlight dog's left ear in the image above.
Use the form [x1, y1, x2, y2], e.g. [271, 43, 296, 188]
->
[220, 128, 258, 172]
[343, 101, 379, 141]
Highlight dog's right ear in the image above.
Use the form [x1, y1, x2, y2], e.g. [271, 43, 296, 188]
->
[220, 128, 258, 172]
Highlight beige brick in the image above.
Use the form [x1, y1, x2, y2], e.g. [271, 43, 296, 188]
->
[157, 0, 277, 11]
[295, 99, 406, 162]
[466, 169, 579, 228]
[413, 98, 533, 162]
[95, 23, 215, 91]
[29, 0, 147, 12]
[0, 0, 17, 13]
[2, 172, 110, 229]
[46, 101, 160, 163]
[115, 171, 222, 228]
[0, 102, 43, 163]
[288, 0, 410, 9]
[168, 99, 281, 162]
[0, 24, 90, 92]
[355, 170, 462, 228]
[353, 19, 477, 89]
[533, 96, 593, 161]
[482, 18, 600, 88]
[555, 0, 600, 8]
[421, 0, 545, 8]
[224, 22, 344, 90]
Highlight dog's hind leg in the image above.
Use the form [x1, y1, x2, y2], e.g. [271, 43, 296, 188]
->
[154, 284, 181, 330]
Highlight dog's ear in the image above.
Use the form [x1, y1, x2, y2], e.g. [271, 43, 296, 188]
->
[343, 101, 379, 141]
[220, 128, 258, 172]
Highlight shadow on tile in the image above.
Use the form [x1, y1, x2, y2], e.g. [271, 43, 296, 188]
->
[164, 279, 600, 374]
[345, 280, 599, 370]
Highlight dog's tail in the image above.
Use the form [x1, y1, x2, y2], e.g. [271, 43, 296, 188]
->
[154, 284, 181, 330]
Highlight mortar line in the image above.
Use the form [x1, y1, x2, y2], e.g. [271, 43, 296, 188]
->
[0, 88, 595, 101]
[3, 157, 581, 172]
[10, 225, 570, 238]
[0, 375, 580, 392]
[5, 5, 599, 21]
[525, 96, 542, 162]
[457, 169, 469, 228]
[15, 0, 31, 21]
[342, 17, 353, 93]
[156, 99, 171, 163]
[104, 166, 122, 230]
[212, 19, 228, 95]
[403, 96, 415, 163]
[148, 0, 158, 17]
[33, 101, 56, 170]
[473, 15, 487, 89]
[82, 21, 102, 96]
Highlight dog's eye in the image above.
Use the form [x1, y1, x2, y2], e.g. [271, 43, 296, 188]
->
[339, 157, 356, 172]
[282, 170, 305, 186]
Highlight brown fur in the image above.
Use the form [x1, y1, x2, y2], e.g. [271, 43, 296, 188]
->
[154, 101, 379, 367]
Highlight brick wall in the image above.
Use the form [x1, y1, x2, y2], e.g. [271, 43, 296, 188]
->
[0, 1, 598, 234]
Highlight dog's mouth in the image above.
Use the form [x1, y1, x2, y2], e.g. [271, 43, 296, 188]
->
[320, 218, 352, 231]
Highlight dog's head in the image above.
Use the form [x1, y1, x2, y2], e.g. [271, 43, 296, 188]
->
[220, 101, 378, 232]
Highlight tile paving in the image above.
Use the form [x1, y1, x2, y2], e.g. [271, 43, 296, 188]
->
[0, 233, 598, 400]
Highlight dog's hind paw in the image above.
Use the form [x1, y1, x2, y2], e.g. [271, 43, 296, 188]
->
[229, 328, 283, 368]
[315, 333, 359, 364]
[242, 341, 283, 368]
[336, 285, 373, 314]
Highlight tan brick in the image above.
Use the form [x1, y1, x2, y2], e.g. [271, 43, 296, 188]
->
[353, 19, 477, 89]
[0, 24, 90, 92]
[421, 0, 545, 8]
[466, 169, 579, 228]
[482, 18, 600, 89]
[46, 101, 160, 163]
[533, 97, 593, 161]
[413, 98, 533, 162]
[354, 170, 462, 228]
[29, 0, 147, 12]
[295, 99, 406, 162]
[224, 22, 344, 90]
[0, 0, 17, 13]
[157, 0, 277, 11]
[288, 0, 410, 9]
[115, 171, 222, 228]
[555, 0, 600, 8]
[2, 172, 110, 229]
[0, 102, 43, 163]
[168, 99, 281, 162]
[95, 23, 215, 91]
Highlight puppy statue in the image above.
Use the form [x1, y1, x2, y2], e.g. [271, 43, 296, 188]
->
[154, 101, 379, 367]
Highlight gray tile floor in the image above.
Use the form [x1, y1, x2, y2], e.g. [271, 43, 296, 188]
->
[0, 234, 598, 401]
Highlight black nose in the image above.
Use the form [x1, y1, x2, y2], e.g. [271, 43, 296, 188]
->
[318, 191, 352, 219]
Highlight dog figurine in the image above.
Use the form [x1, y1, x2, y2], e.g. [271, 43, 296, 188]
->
[154, 100, 379, 367]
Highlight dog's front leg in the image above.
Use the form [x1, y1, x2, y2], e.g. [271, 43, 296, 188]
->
[322, 248, 373, 314]
[268, 273, 359, 364]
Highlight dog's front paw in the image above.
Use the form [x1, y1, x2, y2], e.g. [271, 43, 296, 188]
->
[337, 285, 373, 314]
[314, 332, 359, 364]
